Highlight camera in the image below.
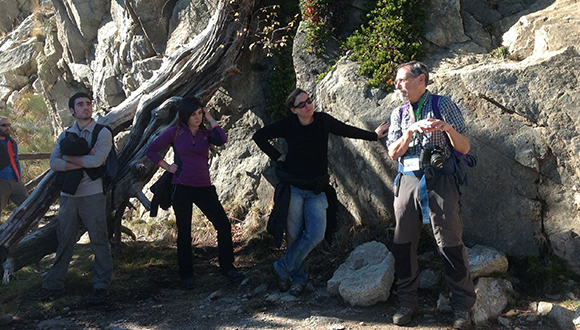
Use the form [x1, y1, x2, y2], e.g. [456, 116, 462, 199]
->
[420, 146, 445, 170]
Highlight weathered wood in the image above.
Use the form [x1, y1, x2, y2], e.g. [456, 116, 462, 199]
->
[0, 0, 256, 283]
[24, 170, 49, 192]
[19, 153, 51, 160]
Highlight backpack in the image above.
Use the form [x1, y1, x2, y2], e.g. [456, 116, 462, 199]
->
[91, 124, 119, 185]
[400, 94, 476, 186]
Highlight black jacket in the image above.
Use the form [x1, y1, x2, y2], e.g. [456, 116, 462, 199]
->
[54, 132, 101, 194]
[149, 171, 174, 217]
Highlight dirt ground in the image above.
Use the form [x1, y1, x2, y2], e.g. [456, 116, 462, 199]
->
[2, 269, 563, 330]
[0, 225, 567, 330]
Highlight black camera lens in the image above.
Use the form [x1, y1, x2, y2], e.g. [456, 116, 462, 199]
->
[431, 152, 445, 169]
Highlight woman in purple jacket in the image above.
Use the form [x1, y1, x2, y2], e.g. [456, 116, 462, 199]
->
[146, 96, 243, 289]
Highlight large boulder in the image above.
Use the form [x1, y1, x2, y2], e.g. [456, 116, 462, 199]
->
[548, 305, 576, 330]
[327, 241, 395, 306]
[471, 277, 513, 326]
[466, 244, 509, 279]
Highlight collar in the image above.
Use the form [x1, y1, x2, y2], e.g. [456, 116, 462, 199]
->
[70, 119, 97, 133]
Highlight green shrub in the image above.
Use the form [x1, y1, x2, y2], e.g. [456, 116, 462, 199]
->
[490, 45, 518, 60]
[508, 253, 580, 296]
[343, 0, 428, 90]
[301, 0, 329, 55]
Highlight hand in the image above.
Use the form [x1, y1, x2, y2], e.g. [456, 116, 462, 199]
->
[421, 118, 450, 133]
[203, 107, 214, 122]
[408, 119, 437, 134]
[375, 122, 390, 139]
[166, 163, 178, 173]
[89, 145, 98, 155]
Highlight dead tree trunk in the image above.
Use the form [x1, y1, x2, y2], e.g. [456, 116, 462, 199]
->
[0, 0, 256, 284]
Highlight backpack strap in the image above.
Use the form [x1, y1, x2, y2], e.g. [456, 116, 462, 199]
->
[91, 124, 115, 148]
[432, 94, 440, 119]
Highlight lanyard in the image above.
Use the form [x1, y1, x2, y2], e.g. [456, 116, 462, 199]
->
[409, 94, 426, 154]
[413, 94, 425, 122]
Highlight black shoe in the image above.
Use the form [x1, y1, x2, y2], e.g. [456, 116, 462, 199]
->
[289, 283, 304, 296]
[28, 288, 63, 301]
[271, 263, 290, 292]
[223, 269, 245, 282]
[181, 277, 194, 290]
[392, 306, 417, 325]
[88, 289, 108, 304]
[453, 309, 472, 329]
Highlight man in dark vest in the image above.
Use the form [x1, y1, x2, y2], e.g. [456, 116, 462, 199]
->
[0, 116, 28, 218]
[386, 61, 476, 329]
[28, 92, 113, 304]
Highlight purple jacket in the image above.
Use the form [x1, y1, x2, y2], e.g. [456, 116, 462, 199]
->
[146, 122, 227, 187]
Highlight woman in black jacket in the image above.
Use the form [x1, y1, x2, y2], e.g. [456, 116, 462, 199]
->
[253, 88, 388, 295]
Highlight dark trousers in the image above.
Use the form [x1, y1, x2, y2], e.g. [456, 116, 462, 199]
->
[172, 184, 234, 279]
[392, 173, 476, 311]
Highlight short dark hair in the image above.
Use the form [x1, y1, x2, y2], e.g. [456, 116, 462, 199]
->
[395, 61, 429, 86]
[68, 92, 92, 110]
[285, 88, 307, 115]
[178, 96, 203, 124]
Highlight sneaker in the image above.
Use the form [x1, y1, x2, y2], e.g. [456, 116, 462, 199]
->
[88, 289, 108, 304]
[28, 288, 63, 301]
[181, 277, 194, 290]
[289, 283, 304, 296]
[453, 309, 472, 329]
[392, 306, 417, 325]
[223, 269, 245, 282]
[271, 263, 290, 292]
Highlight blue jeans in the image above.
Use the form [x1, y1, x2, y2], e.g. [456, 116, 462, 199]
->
[274, 186, 328, 285]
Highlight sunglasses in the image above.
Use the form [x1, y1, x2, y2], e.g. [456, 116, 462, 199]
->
[0, 123, 11, 127]
[294, 98, 313, 109]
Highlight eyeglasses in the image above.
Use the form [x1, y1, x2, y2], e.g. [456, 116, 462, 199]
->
[394, 75, 417, 85]
[294, 98, 313, 109]
[0, 123, 11, 127]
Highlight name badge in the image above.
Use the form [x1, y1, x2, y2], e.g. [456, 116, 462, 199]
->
[403, 156, 420, 172]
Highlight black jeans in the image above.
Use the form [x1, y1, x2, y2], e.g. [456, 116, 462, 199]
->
[172, 184, 234, 279]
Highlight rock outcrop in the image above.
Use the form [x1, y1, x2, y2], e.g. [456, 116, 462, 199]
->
[1, 0, 580, 276]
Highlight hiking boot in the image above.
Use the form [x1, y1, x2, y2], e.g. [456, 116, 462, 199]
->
[223, 269, 245, 282]
[453, 309, 472, 329]
[271, 263, 290, 292]
[28, 288, 63, 301]
[181, 277, 194, 290]
[392, 306, 417, 325]
[88, 289, 108, 304]
[289, 283, 304, 296]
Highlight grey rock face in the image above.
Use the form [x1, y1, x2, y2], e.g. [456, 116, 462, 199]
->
[466, 245, 509, 279]
[327, 241, 395, 306]
[471, 277, 513, 326]
[424, 0, 470, 47]
[550, 230, 580, 276]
